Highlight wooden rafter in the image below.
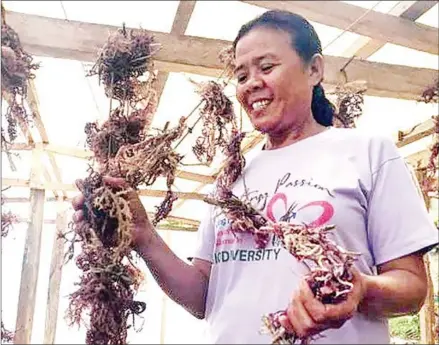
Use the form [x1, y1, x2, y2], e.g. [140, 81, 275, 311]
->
[153, 1, 197, 108]
[2, 178, 207, 201]
[396, 117, 437, 148]
[240, 0, 438, 55]
[27, 80, 68, 199]
[4, 144, 215, 184]
[342, 1, 438, 58]
[4, 10, 437, 101]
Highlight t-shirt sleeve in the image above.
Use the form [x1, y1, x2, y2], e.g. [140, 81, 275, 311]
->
[367, 137, 438, 266]
[188, 203, 216, 263]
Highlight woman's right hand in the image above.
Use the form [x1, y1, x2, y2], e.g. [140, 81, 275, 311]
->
[71, 176, 155, 250]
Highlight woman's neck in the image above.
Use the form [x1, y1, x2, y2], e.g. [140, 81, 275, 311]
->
[265, 118, 327, 150]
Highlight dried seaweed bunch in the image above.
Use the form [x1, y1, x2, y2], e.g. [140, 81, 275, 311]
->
[1, 195, 16, 238]
[333, 81, 367, 129]
[84, 105, 154, 169]
[420, 80, 439, 104]
[1, 321, 14, 344]
[259, 222, 359, 344]
[218, 45, 236, 79]
[64, 170, 146, 345]
[204, 195, 269, 248]
[215, 129, 246, 199]
[419, 115, 439, 197]
[111, 116, 187, 225]
[1, 5, 39, 142]
[192, 80, 237, 165]
[88, 24, 159, 104]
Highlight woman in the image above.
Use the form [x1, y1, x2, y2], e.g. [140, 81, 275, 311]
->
[72, 10, 438, 344]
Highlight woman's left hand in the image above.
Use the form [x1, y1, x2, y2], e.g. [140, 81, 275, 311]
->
[279, 268, 367, 339]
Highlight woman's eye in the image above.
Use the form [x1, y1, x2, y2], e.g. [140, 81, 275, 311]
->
[237, 74, 247, 83]
[261, 64, 273, 72]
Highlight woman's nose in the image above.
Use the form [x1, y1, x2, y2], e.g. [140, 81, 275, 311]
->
[246, 75, 264, 91]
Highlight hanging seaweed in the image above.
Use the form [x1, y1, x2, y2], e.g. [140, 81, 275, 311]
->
[1, 4, 39, 143]
[191, 80, 237, 166]
[87, 23, 159, 105]
[332, 82, 367, 129]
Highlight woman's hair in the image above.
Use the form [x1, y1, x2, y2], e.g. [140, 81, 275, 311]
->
[233, 10, 334, 127]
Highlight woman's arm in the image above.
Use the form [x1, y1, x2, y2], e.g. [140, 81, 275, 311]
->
[278, 251, 429, 338]
[358, 251, 428, 318]
[136, 232, 212, 319]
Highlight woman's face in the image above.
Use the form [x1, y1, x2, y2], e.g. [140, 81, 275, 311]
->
[234, 27, 322, 135]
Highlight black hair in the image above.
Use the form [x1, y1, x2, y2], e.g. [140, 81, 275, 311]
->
[233, 10, 334, 127]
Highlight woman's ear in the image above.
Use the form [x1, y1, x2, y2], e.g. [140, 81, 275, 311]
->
[309, 53, 324, 87]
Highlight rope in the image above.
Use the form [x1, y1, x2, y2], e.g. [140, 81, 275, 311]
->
[322, 1, 382, 52]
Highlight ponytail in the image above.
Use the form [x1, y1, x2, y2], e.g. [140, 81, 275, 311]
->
[311, 83, 334, 127]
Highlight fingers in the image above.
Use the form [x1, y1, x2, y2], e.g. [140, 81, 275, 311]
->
[72, 210, 84, 223]
[102, 175, 129, 189]
[282, 291, 325, 339]
[72, 193, 85, 211]
[299, 280, 327, 324]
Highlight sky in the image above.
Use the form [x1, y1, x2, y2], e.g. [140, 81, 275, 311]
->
[1, 1, 438, 344]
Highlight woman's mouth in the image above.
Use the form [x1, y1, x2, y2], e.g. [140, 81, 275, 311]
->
[249, 98, 273, 116]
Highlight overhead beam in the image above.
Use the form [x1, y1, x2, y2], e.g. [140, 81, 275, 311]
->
[240, 1, 438, 55]
[3, 143, 215, 184]
[1, 178, 207, 201]
[4, 11, 438, 101]
[343, 1, 438, 58]
[14, 216, 199, 232]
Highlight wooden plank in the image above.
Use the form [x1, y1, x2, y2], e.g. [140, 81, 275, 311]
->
[14, 216, 199, 232]
[1, 178, 207, 200]
[405, 148, 431, 169]
[4, 11, 438, 101]
[155, 1, 196, 131]
[343, 1, 438, 58]
[13, 188, 45, 344]
[240, 1, 438, 55]
[43, 200, 67, 344]
[27, 80, 68, 199]
[6, 143, 215, 184]
[396, 117, 436, 148]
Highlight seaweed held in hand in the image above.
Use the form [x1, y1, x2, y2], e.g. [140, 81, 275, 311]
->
[259, 222, 359, 344]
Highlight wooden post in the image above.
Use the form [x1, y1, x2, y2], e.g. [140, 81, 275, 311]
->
[43, 199, 68, 344]
[12, 187, 45, 344]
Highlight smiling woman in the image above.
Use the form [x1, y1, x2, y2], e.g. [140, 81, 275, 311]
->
[69, 8, 439, 345]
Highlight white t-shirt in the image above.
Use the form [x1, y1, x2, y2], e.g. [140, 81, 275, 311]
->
[192, 127, 438, 344]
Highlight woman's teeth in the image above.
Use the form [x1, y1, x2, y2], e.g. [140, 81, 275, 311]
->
[252, 100, 271, 110]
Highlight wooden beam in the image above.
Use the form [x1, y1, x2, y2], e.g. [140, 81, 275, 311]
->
[405, 148, 432, 169]
[1, 178, 207, 200]
[5, 144, 215, 184]
[4, 11, 438, 101]
[13, 188, 45, 344]
[396, 117, 436, 148]
[240, 1, 438, 55]
[14, 216, 198, 232]
[27, 80, 68, 199]
[343, 1, 438, 58]
[155, 1, 196, 131]
[43, 200, 67, 344]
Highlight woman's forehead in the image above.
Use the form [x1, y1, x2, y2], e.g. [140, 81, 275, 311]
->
[234, 27, 292, 63]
